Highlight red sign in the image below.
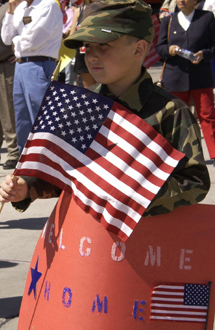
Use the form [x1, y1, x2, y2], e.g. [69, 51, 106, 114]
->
[17, 191, 215, 330]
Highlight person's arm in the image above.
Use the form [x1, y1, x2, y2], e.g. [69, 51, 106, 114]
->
[155, 16, 176, 59]
[12, 3, 63, 54]
[0, 174, 62, 212]
[143, 98, 210, 217]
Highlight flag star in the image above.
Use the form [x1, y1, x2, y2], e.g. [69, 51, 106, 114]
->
[39, 120, 44, 124]
[66, 121, 72, 127]
[72, 137, 77, 143]
[53, 90, 57, 95]
[41, 106, 46, 110]
[93, 124, 98, 129]
[81, 144, 87, 149]
[68, 105, 73, 110]
[76, 103, 82, 108]
[98, 114, 104, 120]
[69, 129, 74, 135]
[48, 101, 53, 105]
[60, 88, 65, 92]
[55, 96, 60, 101]
[41, 125, 45, 129]
[64, 114, 68, 119]
[33, 125, 38, 130]
[87, 134, 92, 139]
[50, 126, 55, 131]
[74, 119, 79, 125]
[71, 112, 76, 117]
[57, 102, 62, 107]
[55, 117, 60, 122]
[79, 110, 85, 116]
[85, 126, 90, 131]
[50, 86, 55, 90]
[63, 93, 67, 98]
[73, 96, 78, 101]
[61, 131, 66, 136]
[65, 98, 70, 104]
[58, 123, 63, 129]
[70, 90, 76, 95]
[60, 108, 65, 113]
[104, 104, 109, 110]
[48, 120, 53, 125]
[50, 106, 55, 110]
[92, 98, 98, 104]
[81, 94, 87, 99]
[90, 116, 95, 121]
[53, 111, 57, 116]
[46, 115, 50, 120]
[82, 117, 87, 123]
[46, 96, 51, 101]
[77, 127, 82, 133]
[44, 110, 48, 115]
[80, 136, 84, 141]
[87, 108, 93, 113]
[84, 101, 90, 106]
[95, 106, 101, 111]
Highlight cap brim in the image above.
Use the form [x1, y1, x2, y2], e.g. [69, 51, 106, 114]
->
[64, 27, 124, 49]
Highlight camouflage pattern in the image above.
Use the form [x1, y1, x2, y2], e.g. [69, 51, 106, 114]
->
[13, 69, 210, 218]
[93, 69, 210, 217]
[64, 0, 154, 49]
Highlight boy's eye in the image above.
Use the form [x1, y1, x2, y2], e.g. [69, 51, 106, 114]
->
[83, 43, 91, 48]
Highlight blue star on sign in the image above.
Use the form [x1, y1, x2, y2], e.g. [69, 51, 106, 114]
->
[28, 257, 42, 299]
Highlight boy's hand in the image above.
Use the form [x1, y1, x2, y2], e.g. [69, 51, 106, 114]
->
[0, 175, 29, 203]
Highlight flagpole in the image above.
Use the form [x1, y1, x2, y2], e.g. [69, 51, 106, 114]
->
[205, 281, 212, 330]
[0, 174, 15, 214]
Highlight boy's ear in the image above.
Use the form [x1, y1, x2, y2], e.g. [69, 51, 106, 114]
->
[134, 40, 149, 59]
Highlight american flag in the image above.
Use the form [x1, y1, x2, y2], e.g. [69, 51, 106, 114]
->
[144, 14, 161, 69]
[150, 283, 210, 323]
[14, 81, 184, 241]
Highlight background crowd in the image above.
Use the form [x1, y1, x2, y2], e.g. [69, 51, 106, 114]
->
[0, 0, 215, 170]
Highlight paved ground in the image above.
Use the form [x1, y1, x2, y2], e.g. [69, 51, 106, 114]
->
[0, 65, 214, 330]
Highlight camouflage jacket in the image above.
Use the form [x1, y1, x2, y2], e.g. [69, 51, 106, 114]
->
[13, 68, 210, 216]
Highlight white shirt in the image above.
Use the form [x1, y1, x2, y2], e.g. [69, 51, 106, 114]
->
[1, 0, 63, 59]
[178, 10, 195, 31]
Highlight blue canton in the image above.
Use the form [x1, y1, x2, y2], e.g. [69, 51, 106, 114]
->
[33, 81, 113, 153]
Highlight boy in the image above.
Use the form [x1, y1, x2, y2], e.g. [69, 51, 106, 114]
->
[0, 2, 212, 328]
[0, 0, 210, 215]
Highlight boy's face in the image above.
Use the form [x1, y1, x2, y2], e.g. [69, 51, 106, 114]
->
[84, 35, 146, 95]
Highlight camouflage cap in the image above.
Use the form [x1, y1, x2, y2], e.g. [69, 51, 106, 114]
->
[64, 0, 154, 49]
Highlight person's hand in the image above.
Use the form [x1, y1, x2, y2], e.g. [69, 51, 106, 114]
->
[169, 45, 180, 56]
[191, 50, 203, 64]
[8, 0, 23, 15]
[0, 175, 29, 203]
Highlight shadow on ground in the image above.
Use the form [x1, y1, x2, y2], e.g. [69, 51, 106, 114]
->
[0, 296, 22, 318]
[0, 217, 47, 231]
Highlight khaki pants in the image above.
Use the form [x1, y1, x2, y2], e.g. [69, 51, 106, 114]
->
[0, 60, 19, 161]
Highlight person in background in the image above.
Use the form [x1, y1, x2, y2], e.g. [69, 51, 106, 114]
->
[1, 0, 63, 153]
[68, 0, 96, 88]
[0, 0, 19, 169]
[159, 0, 177, 20]
[156, 0, 215, 160]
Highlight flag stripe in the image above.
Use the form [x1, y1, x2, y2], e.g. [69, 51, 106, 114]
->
[14, 81, 184, 240]
[18, 138, 143, 221]
[150, 316, 207, 322]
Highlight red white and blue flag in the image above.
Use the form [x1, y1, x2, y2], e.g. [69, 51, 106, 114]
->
[14, 81, 184, 241]
[150, 283, 210, 323]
